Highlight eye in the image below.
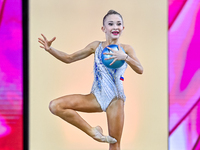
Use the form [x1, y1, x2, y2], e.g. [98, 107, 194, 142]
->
[108, 23, 113, 26]
[117, 22, 122, 26]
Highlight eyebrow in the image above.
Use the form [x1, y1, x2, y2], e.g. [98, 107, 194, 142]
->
[107, 21, 122, 23]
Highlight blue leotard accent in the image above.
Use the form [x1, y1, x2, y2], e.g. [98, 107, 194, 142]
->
[91, 42, 127, 111]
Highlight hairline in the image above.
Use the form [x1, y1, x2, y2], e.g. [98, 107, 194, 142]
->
[103, 14, 123, 25]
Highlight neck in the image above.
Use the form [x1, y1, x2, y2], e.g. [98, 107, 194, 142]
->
[105, 38, 120, 46]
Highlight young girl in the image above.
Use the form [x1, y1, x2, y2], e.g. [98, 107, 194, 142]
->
[38, 10, 143, 150]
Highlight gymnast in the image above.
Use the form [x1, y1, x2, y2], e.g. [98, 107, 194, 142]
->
[38, 10, 143, 150]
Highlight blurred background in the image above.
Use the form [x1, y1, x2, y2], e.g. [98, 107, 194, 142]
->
[0, 0, 168, 150]
[168, 0, 200, 149]
[29, 0, 167, 150]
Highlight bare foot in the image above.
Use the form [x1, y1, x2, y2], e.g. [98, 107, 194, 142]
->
[92, 126, 117, 144]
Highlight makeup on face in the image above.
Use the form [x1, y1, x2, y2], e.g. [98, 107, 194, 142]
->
[103, 15, 124, 38]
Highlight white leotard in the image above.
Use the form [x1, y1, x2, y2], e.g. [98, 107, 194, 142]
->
[91, 42, 127, 111]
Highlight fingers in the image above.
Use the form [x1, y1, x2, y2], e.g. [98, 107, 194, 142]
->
[103, 52, 114, 56]
[38, 38, 44, 45]
[38, 37, 46, 50]
[103, 55, 117, 66]
[50, 37, 56, 42]
[118, 44, 122, 51]
[107, 47, 115, 52]
[110, 58, 117, 66]
[40, 34, 56, 42]
[103, 48, 115, 56]
[107, 45, 121, 51]
[106, 46, 122, 53]
[41, 34, 47, 40]
[38, 38, 44, 42]
[38, 35, 48, 50]
[38, 34, 56, 50]
[104, 56, 116, 60]
[40, 45, 44, 48]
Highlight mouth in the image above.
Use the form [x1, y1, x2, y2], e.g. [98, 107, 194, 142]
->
[111, 31, 119, 36]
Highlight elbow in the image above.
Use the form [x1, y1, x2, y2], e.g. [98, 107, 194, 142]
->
[64, 56, 73, 64]
[131, 65, 143, 74]
[137, 67, 143, 74]
[65, 60, 72, 64]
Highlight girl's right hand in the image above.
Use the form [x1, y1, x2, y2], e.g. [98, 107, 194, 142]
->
[38, 34, 56, 51]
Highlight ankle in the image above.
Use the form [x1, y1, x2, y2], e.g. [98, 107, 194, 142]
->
[90, 127, 97, 138]
[109, 144, 120, 150]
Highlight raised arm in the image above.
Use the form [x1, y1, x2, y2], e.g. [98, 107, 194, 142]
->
[38, 34, 98, 64]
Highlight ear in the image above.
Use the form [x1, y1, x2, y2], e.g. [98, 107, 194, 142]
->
[122, 26, 125, 30]
[101, 26, 106, 33]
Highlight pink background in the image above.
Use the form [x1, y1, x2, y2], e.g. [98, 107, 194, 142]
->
[0, 0, 23, 149]
[169, 0, 200, 149]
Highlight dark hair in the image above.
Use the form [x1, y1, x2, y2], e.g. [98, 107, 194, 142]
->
[103, 10, 123, 25]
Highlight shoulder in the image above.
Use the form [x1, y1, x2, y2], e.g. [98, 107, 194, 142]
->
[120, 44, 135, 54]
[85, 41, 101, 53]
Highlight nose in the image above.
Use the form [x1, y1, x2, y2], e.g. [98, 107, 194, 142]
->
[113, 24, 118, 29]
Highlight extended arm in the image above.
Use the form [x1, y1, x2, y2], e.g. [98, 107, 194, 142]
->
[38, 34, 97, 64]
[48, 44, 95, 64]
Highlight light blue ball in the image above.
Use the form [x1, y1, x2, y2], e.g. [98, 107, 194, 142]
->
[101, 44, 125, 69]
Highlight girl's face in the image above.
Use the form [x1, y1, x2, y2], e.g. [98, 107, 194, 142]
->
[102, 14, 124, 40]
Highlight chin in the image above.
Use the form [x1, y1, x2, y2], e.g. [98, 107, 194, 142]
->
[111, 35, 119, 38]
[112, 37, 120, 40]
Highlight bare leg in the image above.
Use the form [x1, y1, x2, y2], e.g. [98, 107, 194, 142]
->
[49, 93, 116, 143]
[106, 99, 124, 150]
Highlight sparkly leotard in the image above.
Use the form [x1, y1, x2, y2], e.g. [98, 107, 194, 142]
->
[91, 42, 127, 111]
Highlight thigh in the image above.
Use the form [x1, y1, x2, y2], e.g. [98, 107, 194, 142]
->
[52, 93, 103, 113]
[106, 99, 124, 143]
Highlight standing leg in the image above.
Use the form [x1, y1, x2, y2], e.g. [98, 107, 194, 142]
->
[106, 99, 124, 150]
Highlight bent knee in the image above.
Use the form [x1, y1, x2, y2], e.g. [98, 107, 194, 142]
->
[49, 100, 76, 118]
[49, 100, 60, 115]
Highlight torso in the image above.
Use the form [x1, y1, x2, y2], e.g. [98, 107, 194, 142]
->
[90, 42, 127, 111]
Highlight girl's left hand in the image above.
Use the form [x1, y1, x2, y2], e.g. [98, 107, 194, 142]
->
[103, 45, 127, 66]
